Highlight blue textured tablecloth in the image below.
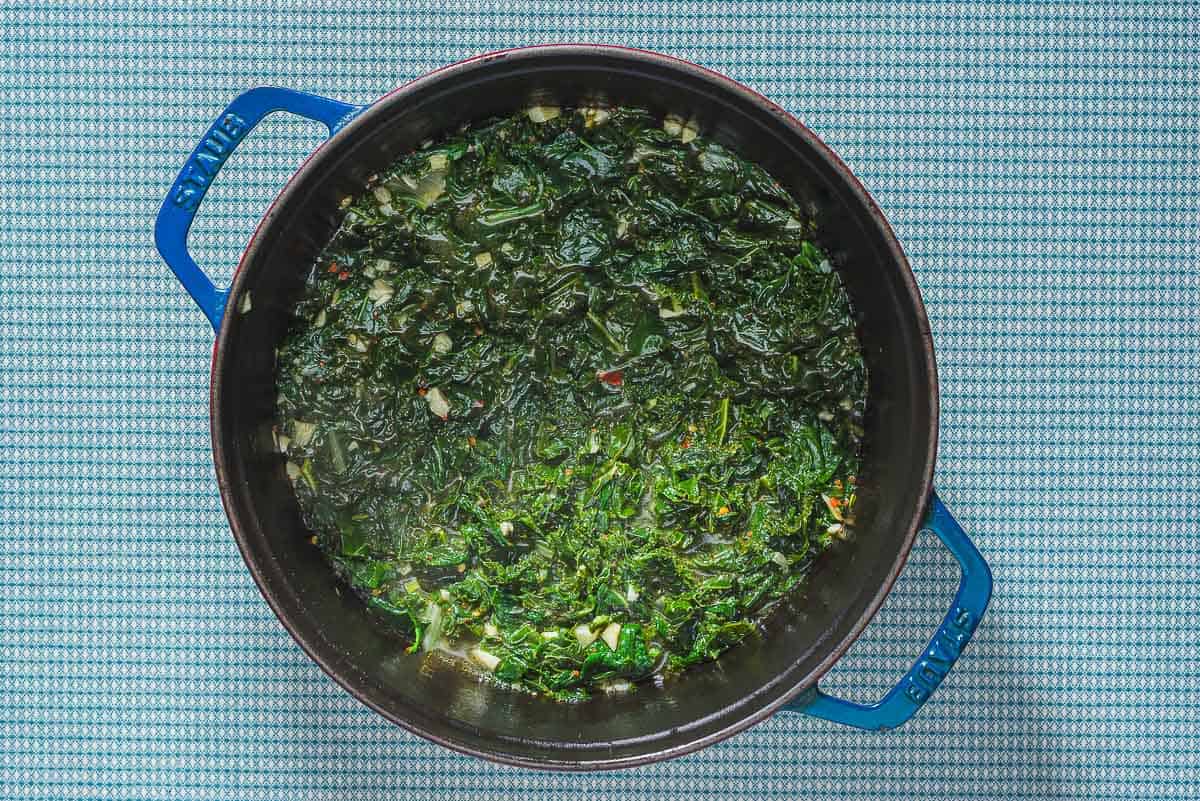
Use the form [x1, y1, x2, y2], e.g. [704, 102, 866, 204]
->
[2, 2, 1197, 798]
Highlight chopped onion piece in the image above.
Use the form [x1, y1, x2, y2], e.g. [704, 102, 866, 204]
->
[483, 622, 499, 638]
[432, 333, 453, 354]
[663, 115, 699, 142]
[364, 259, 392, 278]
[422, 602, 443, 651]
[574, 624, 599, 647]
[474, 251, 493, 268]
[413, 171, 445, 207]
[526, 105, 561, 123]
[579, 106, 611, 128]
[428, 153, 448, 171]
[601, 622, 621, 650]
[629, 144, 656, 164]
[285, 461, 301, 480]
[368, 278, 394, 306]
[425, 387, 450, 420]
[372, 185, 392, 204]
[470, 647, 501, 672]
[291, 420, 316, 447]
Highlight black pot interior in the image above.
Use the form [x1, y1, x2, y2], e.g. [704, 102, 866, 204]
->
[212, 47, 936, 769]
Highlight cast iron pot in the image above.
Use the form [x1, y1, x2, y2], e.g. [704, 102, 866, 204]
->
[154, 45, 992, 770]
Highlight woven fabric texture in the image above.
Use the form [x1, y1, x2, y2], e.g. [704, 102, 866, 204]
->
[1, 2, 1197, 798]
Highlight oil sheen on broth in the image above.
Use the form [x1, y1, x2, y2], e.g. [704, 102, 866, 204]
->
[273, 105, 867, 701]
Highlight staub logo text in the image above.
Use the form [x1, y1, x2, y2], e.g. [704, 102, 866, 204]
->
[171, 113, 248, 210]
[902, 606, 978, 704]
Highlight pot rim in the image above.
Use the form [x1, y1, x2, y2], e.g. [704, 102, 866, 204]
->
[210, 43, 938, 770]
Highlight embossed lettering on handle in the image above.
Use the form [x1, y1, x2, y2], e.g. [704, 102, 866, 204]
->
[154, 87, 365, 330]
[171, 113, 249, 211]
[783, 492, 993, 731]
[902, 605, 978, 704]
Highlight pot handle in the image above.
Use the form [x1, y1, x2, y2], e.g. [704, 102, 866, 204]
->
[783, 491, 992, 730]
[154, 87, 364, 331]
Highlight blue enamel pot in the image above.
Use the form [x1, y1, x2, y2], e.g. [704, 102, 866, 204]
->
[155, 45, 992, 770]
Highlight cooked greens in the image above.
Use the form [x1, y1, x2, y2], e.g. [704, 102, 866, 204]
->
[274, 105, 866, 700]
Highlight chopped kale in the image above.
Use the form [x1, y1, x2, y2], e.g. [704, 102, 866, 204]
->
[275, 105, 866, 699]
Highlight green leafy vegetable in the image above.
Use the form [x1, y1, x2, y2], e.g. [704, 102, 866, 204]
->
[275, 105, 866, 700]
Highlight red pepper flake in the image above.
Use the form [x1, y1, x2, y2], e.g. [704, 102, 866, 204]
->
[417, 387, 428, 397]
[326, 262, 339, 274]
[472, 399, 485, 409]
[338, 270, 350, 281]
[681, 436, 691, 449]
[596, 369, 623, 386]
[467, 436, 477, 447]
